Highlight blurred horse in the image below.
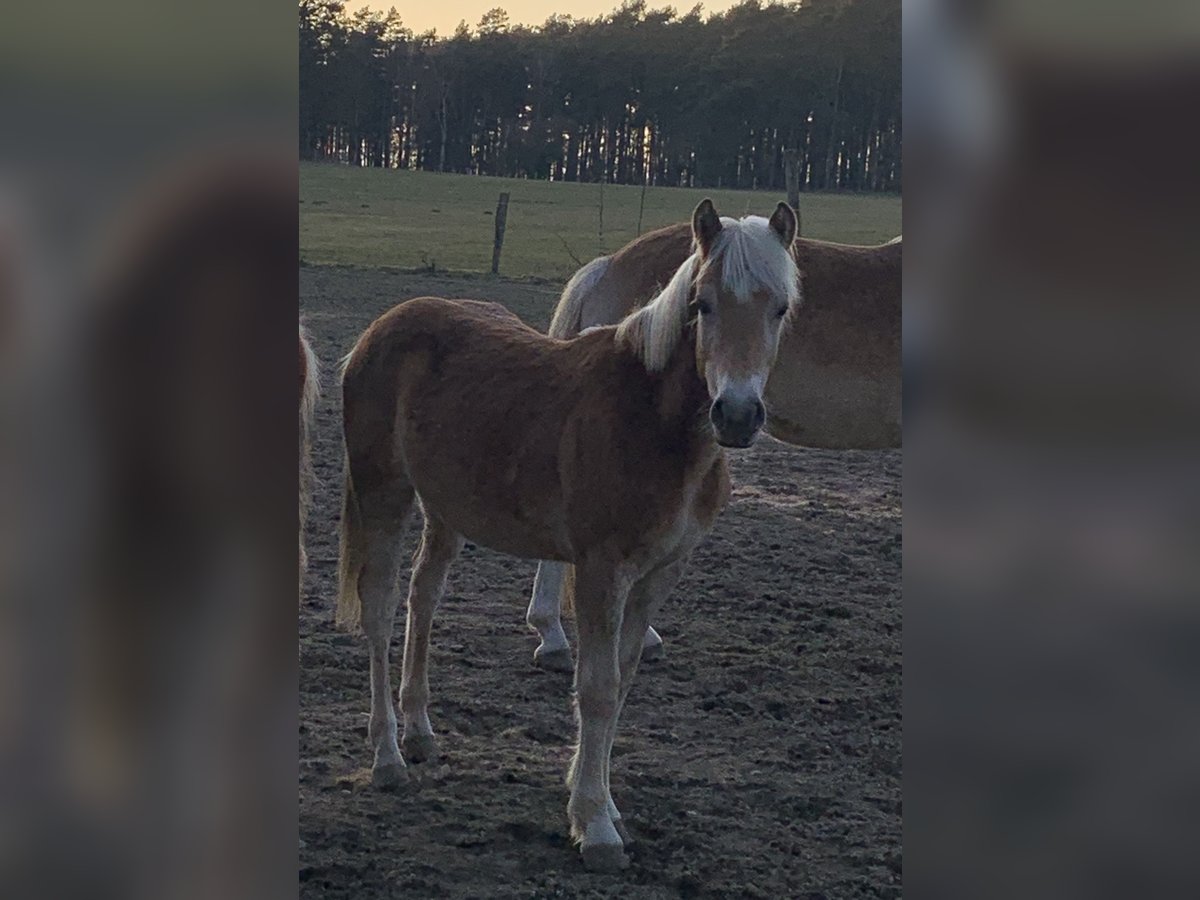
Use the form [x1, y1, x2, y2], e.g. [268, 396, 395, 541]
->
[335, 200, 799, 871]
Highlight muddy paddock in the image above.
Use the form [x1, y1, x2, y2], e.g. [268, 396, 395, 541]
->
[299, 266, 901, 899]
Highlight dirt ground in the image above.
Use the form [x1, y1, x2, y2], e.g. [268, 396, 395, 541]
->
[299, 266, 902, 899]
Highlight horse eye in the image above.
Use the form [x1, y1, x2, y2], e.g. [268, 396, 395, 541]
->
[774, 306, 789, 319]
[696, 299, 714, 316]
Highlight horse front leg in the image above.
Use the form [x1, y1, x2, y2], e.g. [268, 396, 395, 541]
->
[606, 558, 687, 844]
[566, 560, 630, 871]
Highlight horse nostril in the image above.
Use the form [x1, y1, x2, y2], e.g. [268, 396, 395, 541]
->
[710, 398, 726, 428]
[753, 399, 766, 429]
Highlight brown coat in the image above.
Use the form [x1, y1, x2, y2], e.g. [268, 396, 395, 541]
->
[339, 297, 728, 579]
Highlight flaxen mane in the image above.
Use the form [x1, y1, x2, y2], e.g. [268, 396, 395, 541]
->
[615, 215, 800, 372]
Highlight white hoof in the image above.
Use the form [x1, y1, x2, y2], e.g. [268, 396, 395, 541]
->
[579, 814, 628, 872]
[607, 796, 633, 845]
[640, 641, 665, 663]
[533, 645, 574, 673]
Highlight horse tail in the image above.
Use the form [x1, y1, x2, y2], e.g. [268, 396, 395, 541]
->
[336, 318, 417, 631]
[334, 333, 375, 631]
[549, 255, 611, 339]
[334, 448, 365, 630]
[299, 323, 320, 580]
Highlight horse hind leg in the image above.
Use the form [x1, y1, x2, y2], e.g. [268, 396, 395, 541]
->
[641, 625, 664, 661]
[398, 513, 464, 764]
[355, 486, 415, 790]
[526, 561, 573, 672]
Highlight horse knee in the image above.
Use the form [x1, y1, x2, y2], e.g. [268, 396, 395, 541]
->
[575, 683, 618, 721]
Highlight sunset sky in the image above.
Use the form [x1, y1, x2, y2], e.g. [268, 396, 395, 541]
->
[347, 1, 742, 37]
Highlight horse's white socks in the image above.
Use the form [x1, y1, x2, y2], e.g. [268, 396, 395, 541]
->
[583, 810, 623, 848]
[606, 795, 622, 823]
[402, 708, 434, 740]
[529, 561, 666, 658]
[527, 560, 570, 653]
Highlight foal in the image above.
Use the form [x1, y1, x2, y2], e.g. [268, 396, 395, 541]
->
[336, 199, 799, 871]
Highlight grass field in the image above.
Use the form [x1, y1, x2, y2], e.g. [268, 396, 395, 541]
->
[300, 162, 902, 280]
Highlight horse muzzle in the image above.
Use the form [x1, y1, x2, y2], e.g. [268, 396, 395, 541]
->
[710, 395, 766, 448]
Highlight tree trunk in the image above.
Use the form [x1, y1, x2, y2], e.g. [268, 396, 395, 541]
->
[785, 148, 801, 215]
[823, 55, 844, 189]
[438, 87, 448, 172]
[597, 170, 605, 256]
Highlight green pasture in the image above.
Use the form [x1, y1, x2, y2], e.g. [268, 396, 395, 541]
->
[300, 162, 902, 280]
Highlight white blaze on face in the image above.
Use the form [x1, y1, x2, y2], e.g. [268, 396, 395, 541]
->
[713, 370, 766, 411]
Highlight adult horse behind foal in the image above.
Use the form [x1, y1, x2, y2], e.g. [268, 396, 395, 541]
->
[335, 200, 799, 871]
[527, 224, 902, 671]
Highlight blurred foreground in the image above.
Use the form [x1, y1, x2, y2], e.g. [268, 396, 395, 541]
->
[905, 0, 1200, 896]
[1, 3, 296, 899]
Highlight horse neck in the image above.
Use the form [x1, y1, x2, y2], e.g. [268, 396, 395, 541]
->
[651, 324, 719, 462]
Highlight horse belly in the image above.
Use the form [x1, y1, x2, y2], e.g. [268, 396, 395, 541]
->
[403, 449, 571, 561]
[764, 354, 901, 449]
[442, 504, 569, 561]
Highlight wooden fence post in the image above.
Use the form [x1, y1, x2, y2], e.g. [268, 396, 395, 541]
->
[491, 192, 510, 274]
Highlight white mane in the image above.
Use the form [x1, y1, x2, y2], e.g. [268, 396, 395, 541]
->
[616, 215, 800, 372]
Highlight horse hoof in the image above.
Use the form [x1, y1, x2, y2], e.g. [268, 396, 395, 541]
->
[402, 734, 438, 764]
[640, 642, 665, 663]
[371, 761, 408, 791]
[533, 646, 574, 673]
[613, 817, 635, 847]
[581, 842, 629, 872]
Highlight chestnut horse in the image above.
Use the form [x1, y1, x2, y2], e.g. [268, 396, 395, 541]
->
[335, 200, 799, 871]
[527, 225, 901, 671]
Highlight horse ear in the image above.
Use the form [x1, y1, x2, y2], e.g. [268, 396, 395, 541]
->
[692, 199, 722, 256]
[768, 202, 797, 247]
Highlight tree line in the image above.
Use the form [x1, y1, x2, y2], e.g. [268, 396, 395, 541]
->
[299, 0, 900, 192]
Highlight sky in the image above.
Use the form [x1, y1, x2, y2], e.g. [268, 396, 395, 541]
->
[348, 1, 740, 38]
